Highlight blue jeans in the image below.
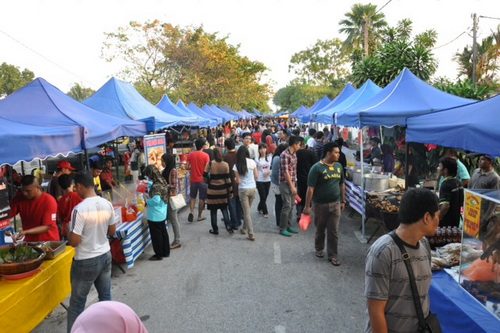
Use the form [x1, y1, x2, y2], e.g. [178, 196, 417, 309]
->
[67, 251, 112, 332]
[228, 196, 243, 229]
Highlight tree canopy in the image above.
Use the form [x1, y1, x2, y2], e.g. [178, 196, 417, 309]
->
[102, 20, 272, 111]
[0, 62, 35, 97]
[288, 38, 350, 87]
[67, 83, 95, 102]
[273, 84, 341, 112]
[350, 19, 438, 86]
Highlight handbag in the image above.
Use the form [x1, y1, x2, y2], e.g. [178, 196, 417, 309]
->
[389, 232, 442, 333]
[169, 193, 186, 210]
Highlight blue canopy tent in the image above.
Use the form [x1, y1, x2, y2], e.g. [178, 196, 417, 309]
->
[202, 105, 232, 123]
[312, 84, 357, 123]
[407, 95, 500, 156]
[241, 110, 255, 119]
[157, 95, 212, 127]
[291, 105, 308, 118]
[0, 78, 146, 149]
[176, 100, 218, 127]
[0, 117, 82, 165]
[84, 78, 184, 132]
[346, 68, 475, 127]
[333, 80, 383, 126]
[187, 102, 223, 125]
[207, 105, 238, 122]
[251, 109, 263, 117]
[298, 96, 331, 123]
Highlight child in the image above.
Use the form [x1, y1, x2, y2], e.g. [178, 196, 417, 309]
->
[57, 174, 82, 239]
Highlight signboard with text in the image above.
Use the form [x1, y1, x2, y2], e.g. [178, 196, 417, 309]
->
[463, 191, 482, 237]
[144, 134, 167, 171]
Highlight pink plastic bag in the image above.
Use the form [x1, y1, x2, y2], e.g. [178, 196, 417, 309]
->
[299, 213, 312, 231]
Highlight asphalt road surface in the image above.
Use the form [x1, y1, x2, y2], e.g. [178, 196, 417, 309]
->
[35, 195, 371, 333]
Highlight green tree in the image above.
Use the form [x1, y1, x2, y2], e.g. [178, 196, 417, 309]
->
[67, 83, 95, 102]
[0, 62, 35, 97]
[289, 38, 350, 86]
[350, 20, 438, 86]
[339, 3, 387, 58]
[273, 84, 341, 112]
[454, 26, 499, 85]
[433, 78, 496, 100]
[102, 20, 272, 111]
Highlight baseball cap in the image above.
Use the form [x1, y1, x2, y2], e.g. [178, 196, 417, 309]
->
[57, 160, 76, 171]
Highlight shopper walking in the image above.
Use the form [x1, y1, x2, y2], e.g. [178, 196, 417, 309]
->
[187, 138, 210, 222]
[365, 188, 439, 332]
[234, 146, 258, 241]
[303, 142, 345, 266]
[271, 144, 288, 227]
[67, 173, 116, 332]
[279, 136, 302, 237]
[255, 143, 271, 218]
[205, 149, 233, 235]
[144, 165, 170, 261]
[162, 154, 181, 249]
[223, 139, 243, 230]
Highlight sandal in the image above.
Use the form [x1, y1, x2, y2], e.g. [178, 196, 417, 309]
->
[247, 235, 255, 241]
[329, 258, 341, 266]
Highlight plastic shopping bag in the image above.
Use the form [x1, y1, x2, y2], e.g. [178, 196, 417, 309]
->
[299, 213, 312, 231]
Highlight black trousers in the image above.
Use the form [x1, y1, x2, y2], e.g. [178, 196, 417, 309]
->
[210, 207, 230, 232]
[148, 220, 170, 257]
[275, 194, 283, 227]
[256, 181, 271, 215]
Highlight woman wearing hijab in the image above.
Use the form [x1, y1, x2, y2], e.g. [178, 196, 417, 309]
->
[144, 165, 170, 261]
[234, 146, 258, 241]
[71, 301, 148, 333]
[205, 149, 233, 235]
[162, 154, 181, 249]
[265, 133, 276, 155]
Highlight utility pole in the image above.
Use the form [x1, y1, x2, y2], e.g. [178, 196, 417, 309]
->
[472, 13, 478, 86]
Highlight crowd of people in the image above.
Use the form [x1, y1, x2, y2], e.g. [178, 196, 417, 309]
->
[4, 115, 500, 332]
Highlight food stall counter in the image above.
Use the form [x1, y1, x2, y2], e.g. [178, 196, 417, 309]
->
[0, 246, 74, 332]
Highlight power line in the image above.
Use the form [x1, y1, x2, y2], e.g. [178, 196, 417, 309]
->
[479, 15, 500, 21]
[0, 28, 89, 85]
[432, 30, 468, 50]
[377, 0, 393, 13]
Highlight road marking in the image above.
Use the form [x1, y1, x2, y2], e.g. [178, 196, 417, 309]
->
[273, 242, 281, 264]
[275, 325, 286, 333]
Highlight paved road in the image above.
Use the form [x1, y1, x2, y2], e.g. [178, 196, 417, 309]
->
[35, 195, 370, 333]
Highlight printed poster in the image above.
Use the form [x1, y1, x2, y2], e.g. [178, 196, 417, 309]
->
[463, 191, 482, 237]
[144, 134, 166, 171]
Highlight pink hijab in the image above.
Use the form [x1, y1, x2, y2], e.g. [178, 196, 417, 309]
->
[71, 301, 148, 333]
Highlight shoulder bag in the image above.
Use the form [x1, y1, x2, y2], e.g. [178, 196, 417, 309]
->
[389, 232, 442, 333]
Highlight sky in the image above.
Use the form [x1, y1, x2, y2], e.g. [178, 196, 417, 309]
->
[0, 0, 498, 104]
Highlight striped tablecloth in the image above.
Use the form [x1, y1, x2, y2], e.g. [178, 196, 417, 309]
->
[345, 180, 365, 216]
[114, 213, 151, 268]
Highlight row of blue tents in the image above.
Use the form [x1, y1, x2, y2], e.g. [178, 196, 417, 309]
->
[291, 67, 500, 157]
[0, 77, 258, 165]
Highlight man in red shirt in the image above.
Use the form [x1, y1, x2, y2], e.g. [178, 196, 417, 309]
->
[187, 138, 210, 222]
[48, 160, 76, 200]
[10, 175, 60, 242]
[57, 174, 82, 239]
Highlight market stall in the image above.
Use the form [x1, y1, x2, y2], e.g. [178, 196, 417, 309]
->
[0, 246, 74, 332]
[112, 212, 151, 269]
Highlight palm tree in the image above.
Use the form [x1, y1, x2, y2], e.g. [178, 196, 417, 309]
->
[454, 26, 499, 85]
[339, 3, 387, 57]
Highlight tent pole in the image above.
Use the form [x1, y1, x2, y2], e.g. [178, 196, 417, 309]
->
[405, 134, 409, 191]
[84, 149, 90, 172]
[360, 126, 366, 241]
[20, 161, 25, 176]
[114, 141, 120, 182]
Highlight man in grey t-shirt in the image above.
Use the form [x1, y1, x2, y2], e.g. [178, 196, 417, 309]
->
[365, 188, 440, 333]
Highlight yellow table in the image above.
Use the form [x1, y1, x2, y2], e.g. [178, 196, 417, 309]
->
[0, 247, 74, 333]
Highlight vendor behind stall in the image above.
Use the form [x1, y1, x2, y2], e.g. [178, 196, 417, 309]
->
[48, 160, 76, 200]
[10, 175, 60, 242]
[438, 157, 464, 228]
[100, 158, 117, 192]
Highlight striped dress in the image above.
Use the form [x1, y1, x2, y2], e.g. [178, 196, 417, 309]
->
[206, 160, 233, 210]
